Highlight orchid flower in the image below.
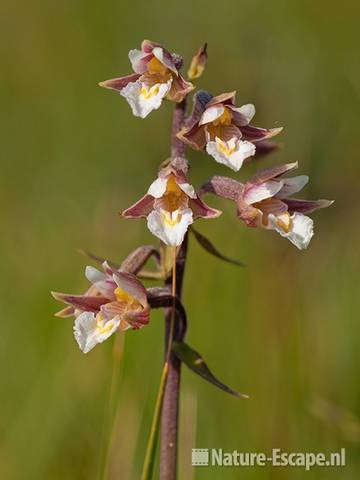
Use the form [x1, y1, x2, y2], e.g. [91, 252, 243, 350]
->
[122, 158, 221, 246]
[177, 91, 282, 171]
[201, 162, 333, 250]
[52, 264, 149, 353]
[99, 40, 194, 118]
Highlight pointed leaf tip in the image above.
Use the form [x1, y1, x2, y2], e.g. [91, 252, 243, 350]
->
[173, 342, 249, 399]
[190, 227, 245, 267]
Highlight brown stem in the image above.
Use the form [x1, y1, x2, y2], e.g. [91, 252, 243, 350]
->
[170, 100, 187, 158]
[160, 98, 188, 480]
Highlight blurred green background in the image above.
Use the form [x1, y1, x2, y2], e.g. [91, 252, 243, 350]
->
[1, 0, 360, 478]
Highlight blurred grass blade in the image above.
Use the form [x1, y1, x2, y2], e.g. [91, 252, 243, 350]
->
[98, 334, 125, 480]
[173, 342, 248, 399]
[190, 227, 245, 266]
[141, 362, 169, 480]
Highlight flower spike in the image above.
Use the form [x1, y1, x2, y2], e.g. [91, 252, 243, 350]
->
[99, 40, 194, 118]
[177, 90, 282, 171]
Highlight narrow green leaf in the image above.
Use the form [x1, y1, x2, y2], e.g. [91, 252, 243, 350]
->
[141, 362, 169, 480]
[190, 227, 245, 266]
[173, 342, 249, 399]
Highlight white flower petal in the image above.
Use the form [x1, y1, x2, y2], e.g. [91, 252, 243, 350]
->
[84, 265, 115, 298]
[269, 212, 314, 250]
[148, 177, 168, 198]
[147, 208, 193, 246]
[128, 49, 146, 73]
[85, 266, 106, 284]
[276, 175, 309, 199]
[120, 80, 172, 118]
[199, 105, 225, 125]
[237, 103, 256, 123]
[178, 182, 196, 198]
[152, 47, 177, 73]
[206, 137, 256, 172]
[74, 312, 120, 354]
[244, 180, 283, 204]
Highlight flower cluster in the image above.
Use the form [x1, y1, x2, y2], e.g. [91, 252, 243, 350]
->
[53, 40, 333, 353]
[99, 39, 331, 249]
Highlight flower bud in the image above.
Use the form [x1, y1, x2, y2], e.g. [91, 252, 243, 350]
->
[188, 43, 208, 80]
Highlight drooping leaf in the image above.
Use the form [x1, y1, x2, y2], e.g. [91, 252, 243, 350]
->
[172, 342, 248, 399]
[190, 227, 245, 267]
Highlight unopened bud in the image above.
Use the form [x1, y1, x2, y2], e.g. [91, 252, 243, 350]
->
[188, 43, 208, 80]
